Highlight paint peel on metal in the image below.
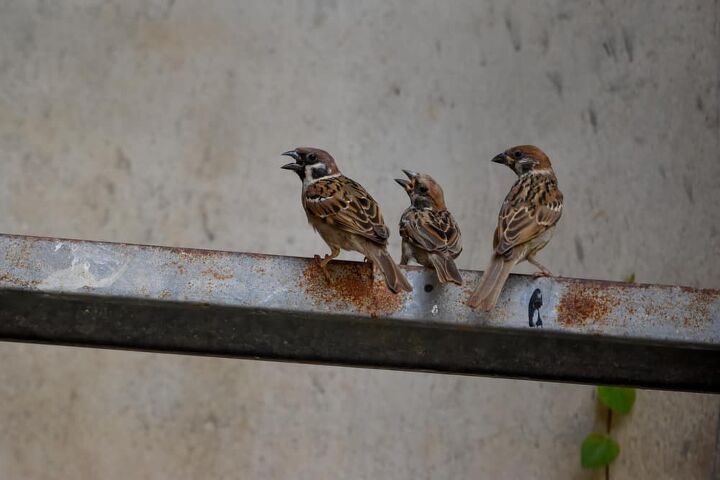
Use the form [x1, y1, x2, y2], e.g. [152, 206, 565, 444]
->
[38, 244, 130, 291]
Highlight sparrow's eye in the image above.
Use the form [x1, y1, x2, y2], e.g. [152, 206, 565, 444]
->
[419, 185, 429, 194]
[513, 150, 523, 160]
[306, 153, 317, 162]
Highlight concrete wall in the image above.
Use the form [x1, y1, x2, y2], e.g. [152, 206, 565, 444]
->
[0, 1, 718, 478]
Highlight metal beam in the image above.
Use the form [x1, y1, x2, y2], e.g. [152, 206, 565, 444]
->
[0, 233, 718, 392]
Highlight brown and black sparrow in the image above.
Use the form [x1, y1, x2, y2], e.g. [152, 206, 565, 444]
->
[395, 170, 463, 285]
[468, 145, 563, 311]
[282, 147, 412, 293]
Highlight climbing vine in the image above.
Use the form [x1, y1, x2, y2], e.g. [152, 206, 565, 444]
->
[580, 274, 637, 477]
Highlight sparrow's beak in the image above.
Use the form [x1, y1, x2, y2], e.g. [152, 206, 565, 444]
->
[282, 162, 303, 172]
[282, 150, 302, 162]
[492, 153, 509, 165]
[402, 169, 419, 179]
[281, 150, 303, 172]
[394, 178, 411, 190]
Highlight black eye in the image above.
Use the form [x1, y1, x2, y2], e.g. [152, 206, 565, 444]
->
[419, 185, 429, 194]
[513, 151, 523, 159]
[306, 153, 317, 162]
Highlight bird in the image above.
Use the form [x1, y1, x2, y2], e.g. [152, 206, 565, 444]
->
[281, 147, 412, 294]
[395, 170, 463, 285]
[468, 145, 563, 311]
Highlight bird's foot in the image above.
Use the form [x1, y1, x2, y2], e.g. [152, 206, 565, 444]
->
[532, 269, 552, 278]
[314, 254, 333, 283]
[528, 256, 553, 277]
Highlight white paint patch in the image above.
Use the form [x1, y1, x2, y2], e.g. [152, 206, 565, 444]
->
[38, 244, 130, 291]
[431, 304, 439, 315]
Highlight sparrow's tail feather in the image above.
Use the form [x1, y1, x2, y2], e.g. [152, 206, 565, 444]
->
[370, 248, 413, 293]
[468, 255, 516, 311]
[428, 253, 463, 285]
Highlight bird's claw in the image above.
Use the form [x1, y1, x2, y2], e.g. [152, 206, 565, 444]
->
[314, 254, 333, 283]
[365, 259, 375, 284]
[322, 269, 332, 283]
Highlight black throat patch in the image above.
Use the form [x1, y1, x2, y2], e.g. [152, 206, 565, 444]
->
[413, 196, 433, 209]
[310, 163, 329, 180]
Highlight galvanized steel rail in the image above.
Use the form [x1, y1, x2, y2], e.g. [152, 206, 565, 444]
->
[0, 234, 718, 392]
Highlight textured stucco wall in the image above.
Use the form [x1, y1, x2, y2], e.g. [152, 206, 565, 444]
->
[0, 1, 718, 479]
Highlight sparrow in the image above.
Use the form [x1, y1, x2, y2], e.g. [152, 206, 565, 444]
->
[468, 145, 563, 311]
[395, 170, 463, 285]
[281, 147, 412, 294]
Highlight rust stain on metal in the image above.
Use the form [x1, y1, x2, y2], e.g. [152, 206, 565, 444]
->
[245, 252, 275, 261]
[164, 246, 226, 259]
[557, 280, 720, 329]
[625, 287, 718, 329]
[4, 242, 33, 270]
[556, 282, 619, 326]
[302, 261, 404, 317]
[681, 288, 719, 328]
[679, 286, 720, 297]
[0, 272, 39, 288]
[160, 245, 276, 261]
[201, 268, 233, 281]
[165, 261, 187, 275]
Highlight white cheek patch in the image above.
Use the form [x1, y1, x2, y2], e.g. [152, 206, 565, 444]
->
[304, 162, 326, 179]
[308, 162, 325, 172]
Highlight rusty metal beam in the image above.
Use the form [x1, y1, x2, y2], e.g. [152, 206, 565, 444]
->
[0, 233, 718, 392]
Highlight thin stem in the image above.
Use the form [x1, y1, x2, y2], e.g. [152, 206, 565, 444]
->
[605, 407, 613, 480]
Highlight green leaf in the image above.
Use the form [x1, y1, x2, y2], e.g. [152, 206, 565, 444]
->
[623, 273, 636, 283]
[581, 433, 620, 469]
[597, 386, 636, 414]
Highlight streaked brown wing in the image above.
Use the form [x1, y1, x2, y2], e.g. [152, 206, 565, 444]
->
[304, 176, 389, 245]
[494, 176, 563, 256]
[401, 209, 462, 257]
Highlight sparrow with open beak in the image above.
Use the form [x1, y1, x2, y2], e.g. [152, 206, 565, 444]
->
[395, 170, 463, 285]
[468, 145, 563, 311]
[282, 147, 412, 293]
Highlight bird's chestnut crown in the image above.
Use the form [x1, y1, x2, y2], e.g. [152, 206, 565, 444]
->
[492, 145, 553, 176]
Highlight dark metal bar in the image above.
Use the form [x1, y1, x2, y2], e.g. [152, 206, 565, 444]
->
[0, 234, 718, 391]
